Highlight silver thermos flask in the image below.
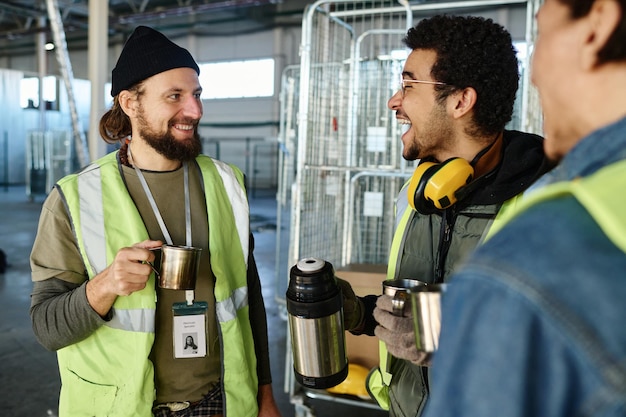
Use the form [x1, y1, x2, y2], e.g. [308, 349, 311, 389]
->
[287, 257, 348, 389]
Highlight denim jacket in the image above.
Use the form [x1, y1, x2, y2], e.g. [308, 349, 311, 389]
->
[423, 116, 626, 417]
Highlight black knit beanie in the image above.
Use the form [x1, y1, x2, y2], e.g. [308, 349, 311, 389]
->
[111, 26, 200, 96]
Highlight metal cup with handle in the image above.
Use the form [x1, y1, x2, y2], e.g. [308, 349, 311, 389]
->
[381, 279, 427, 371]
[382, 278, 427, 316]
[153, 244, 202, 290]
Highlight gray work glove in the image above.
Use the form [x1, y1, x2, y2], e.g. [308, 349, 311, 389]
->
[373, 294, 430, 366]
[335, 277, 365, 333]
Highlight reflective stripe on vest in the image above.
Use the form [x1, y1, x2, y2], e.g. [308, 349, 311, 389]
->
[77, 165, 107, 275]
[387, 182, 413, 281]
[106, 308, 156, 332]
[212, 159, 249, 267]
[216, 285, 248, 323]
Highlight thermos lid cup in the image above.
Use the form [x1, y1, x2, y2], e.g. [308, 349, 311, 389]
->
[296, 257, 325, 273]
[287, 257, 337, 305]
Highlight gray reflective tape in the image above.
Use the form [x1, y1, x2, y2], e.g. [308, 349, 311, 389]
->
[105, 307, 156, 333]
[211, 160, 250, 266]
[395, 184, 410, 230]
[77, 165, 107, 275]
[216, 287, 249, 323]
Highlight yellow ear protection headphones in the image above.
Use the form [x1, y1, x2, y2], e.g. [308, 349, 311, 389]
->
[407, 158, 474, 214]
[407, 140, 498, 214]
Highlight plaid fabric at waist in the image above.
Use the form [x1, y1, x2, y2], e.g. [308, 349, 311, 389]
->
[153, 383, 223, 417]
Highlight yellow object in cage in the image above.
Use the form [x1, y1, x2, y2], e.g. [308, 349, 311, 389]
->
[326, 363, 371, 400]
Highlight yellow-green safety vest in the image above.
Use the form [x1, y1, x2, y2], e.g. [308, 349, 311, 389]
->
[484, 160, 626, 252]
[365, 181, 415, 410]
[55, 152, 258, 417]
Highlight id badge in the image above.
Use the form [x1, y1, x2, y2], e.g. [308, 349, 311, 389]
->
[172, 301, 208, 359]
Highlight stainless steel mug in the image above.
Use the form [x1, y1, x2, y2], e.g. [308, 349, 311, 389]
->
[286, 257, 348, 389]
[409, 283, 447, 359]
[157, 245, 202, 290]
[381, 278, 427, 371]
[382, 278, 427, 316]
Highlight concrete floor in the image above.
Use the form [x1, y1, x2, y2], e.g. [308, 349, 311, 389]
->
[0, 185, 387, 417]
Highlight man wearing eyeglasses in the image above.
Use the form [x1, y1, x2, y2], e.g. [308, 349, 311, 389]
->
[336, 15, 552, 417]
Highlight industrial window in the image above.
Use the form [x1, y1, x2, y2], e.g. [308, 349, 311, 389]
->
[198, 58, 274, 99]
[20, 75, 58, 110]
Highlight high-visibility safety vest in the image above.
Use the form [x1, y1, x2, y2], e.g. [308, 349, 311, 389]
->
[484, 159, 626, 253]
[54, 152, 258, 417]
[367, 180, 504, 410]
[366, 184, 413, 410]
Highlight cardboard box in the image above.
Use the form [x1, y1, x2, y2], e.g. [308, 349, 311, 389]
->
[336, 263, 387, 370]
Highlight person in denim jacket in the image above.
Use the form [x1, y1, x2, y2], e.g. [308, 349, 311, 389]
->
[422, 1, 626, 416]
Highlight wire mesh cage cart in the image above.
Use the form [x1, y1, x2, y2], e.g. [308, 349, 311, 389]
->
[281, 1, 414, 415]
[277, 0, 544, 415]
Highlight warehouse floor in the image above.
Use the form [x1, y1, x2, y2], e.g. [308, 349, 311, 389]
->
[0, 184, 386, 417]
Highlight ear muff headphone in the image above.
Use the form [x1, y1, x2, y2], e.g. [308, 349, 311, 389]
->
[407, 157, 474, 214]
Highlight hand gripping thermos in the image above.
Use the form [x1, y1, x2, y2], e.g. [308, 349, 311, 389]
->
[287, 258, 348, 389]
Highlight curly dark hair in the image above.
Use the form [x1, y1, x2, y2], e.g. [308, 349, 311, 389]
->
[558, 0, 626, 64]
[404, 15, 519, 137]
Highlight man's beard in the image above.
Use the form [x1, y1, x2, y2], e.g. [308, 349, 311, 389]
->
[137, 110, 202, 162]
[402, 102, 452, 162]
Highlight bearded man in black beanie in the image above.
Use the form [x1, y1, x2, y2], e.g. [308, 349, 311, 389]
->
[29, 26, 282, 417]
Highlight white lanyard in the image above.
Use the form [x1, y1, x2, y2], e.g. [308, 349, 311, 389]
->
[128, 145, 196, 303]
[127, 145, 192, 247]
